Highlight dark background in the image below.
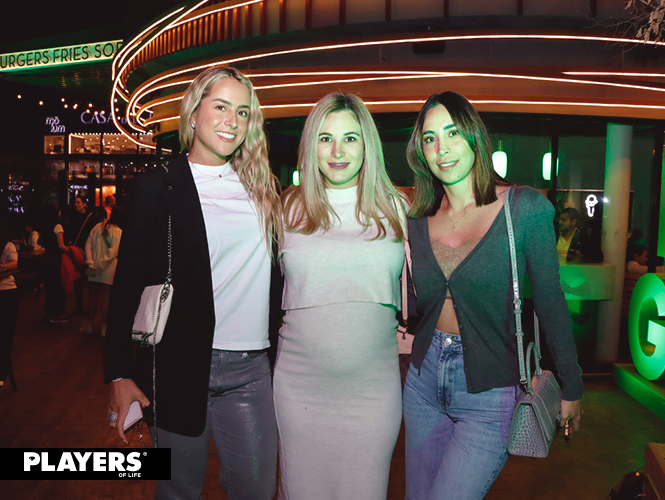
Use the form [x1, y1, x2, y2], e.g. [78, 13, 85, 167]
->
[0, 1, 185, 152]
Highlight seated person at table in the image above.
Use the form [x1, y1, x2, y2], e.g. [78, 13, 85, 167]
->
[626, 244, 663, 275]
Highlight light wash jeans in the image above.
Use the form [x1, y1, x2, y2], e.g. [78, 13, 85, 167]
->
[403, 330, 519, 500]
[151, 349, 277, 500]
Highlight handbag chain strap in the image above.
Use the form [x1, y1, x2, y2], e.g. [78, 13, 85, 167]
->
[151, 214, 173, 448]
[504, 187, 543, 393]
[165, 215, 172, 284]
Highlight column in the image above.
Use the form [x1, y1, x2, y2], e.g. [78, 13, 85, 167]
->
[596, 123, 632, 362]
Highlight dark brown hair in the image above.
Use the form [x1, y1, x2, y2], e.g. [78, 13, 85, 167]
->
[406, 91, 511, 217]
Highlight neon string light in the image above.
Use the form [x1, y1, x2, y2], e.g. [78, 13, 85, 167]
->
[132, 70, 665, 124]
[111, 0, 209, 143]
[112, 6, 186, 80]
[142, 97, 665, 127]
[111, 10, 665, 143]
[564, 71, 665, 78]
[120, 31, 665, 124]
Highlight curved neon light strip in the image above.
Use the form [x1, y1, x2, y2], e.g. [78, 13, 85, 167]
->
[122, 32, 665, 124]
[564, 71, 665, 78]
[143, 97, 665, 127]
[110, 2, 665, 144]
[112, 6, 186, 80]
[111, 0, 209, 145]
[133, 70, 665, 124]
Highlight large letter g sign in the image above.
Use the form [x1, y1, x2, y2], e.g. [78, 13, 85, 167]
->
[629, 273, 665, 381]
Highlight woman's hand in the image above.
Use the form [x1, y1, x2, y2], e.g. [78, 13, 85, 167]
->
[560, 398, 584, 434]
[108, 379, 150, 443]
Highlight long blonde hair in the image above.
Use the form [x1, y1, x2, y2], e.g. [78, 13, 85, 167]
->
[283, 93, 404, 241]
[180, 66, 283, 256]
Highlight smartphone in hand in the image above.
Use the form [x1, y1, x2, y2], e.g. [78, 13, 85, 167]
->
[124, 400, 143, 431]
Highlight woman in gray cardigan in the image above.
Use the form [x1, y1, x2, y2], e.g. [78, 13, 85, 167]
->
[402, 92, 583, 500]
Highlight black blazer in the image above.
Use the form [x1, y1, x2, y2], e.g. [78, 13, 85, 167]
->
[104, 153, 220, 437]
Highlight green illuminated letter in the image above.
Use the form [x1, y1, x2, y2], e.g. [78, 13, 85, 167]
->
[628, 273, 665, 381]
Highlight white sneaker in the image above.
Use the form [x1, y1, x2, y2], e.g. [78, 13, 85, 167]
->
[80, 323, 93, 335]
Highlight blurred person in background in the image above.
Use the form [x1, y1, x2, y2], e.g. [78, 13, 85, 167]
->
[82, 206, 125, 337]
[0, 218, 19, 388]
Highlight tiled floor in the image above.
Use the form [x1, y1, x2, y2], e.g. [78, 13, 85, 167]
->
[2, 289, 664, 499]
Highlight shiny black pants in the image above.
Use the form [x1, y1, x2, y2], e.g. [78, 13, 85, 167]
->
[151, 350, 277, 500]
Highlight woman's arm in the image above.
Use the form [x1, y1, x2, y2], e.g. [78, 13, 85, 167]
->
[520, 190, 584, 426]
[55, 231, 69, 253]
[0, 243, 18, 272]
[85, 230, 95, 268]
[103, 173, 163, 442]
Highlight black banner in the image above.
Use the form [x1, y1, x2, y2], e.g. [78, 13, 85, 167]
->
[2, 448, 170, 480]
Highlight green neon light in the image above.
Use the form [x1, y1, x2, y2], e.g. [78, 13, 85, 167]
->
[628, 273, 665, 381]
[0, 40, 123, 73]
[656, 151, 665, 257]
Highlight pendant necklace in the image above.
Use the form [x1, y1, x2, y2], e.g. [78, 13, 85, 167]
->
[190, 163, 234, 179]
[445, 202, 475, 230]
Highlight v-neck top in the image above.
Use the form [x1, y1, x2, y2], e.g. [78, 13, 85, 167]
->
[406, 186, 583, 401]
[431, 238, 482, 282]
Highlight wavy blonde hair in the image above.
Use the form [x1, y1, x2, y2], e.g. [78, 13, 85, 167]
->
[180, 66, 282, 256]
[283, 93, 404, 241]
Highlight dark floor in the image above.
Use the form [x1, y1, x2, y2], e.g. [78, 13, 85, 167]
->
[2, 288, 665, 500]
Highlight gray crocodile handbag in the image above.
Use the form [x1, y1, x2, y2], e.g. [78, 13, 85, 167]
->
[503, 187, 562, 458]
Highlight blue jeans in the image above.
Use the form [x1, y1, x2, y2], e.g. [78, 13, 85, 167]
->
[151, 350, 277, 500]
[403, 331, 519, 500]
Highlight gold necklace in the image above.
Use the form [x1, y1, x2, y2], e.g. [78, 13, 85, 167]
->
[445, 202, 475, 230]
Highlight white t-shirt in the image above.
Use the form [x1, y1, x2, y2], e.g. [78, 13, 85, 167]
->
[190, 161, 271, 351]
[626, 260, 664, 275]
[0, 242, 18, 291]
[29, 231, 43, 250]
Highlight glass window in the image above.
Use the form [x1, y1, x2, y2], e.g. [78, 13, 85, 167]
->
[70, 133, 101, 154]
[43, 159, 65, 180]
[103, 133, 137, 154]
[630, 125, 661, 246]
[139, 133, 156, 155]
[485, 115, 552, 191]
[69, 161, 100, 180]
[101, 161, 116, 179]
[44, 136, 65, 154]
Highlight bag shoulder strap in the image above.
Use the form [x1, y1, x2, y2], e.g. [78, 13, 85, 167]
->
[504, 187, 543, 392]
[390, 194, 414, 321]
[504, 187, 526, 386]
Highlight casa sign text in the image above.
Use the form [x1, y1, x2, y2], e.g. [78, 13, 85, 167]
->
[0, 41, 123, 72]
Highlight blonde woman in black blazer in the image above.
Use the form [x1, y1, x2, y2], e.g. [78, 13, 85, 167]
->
[104, 66, 282, 500]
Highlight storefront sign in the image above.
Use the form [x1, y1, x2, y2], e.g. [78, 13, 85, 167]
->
[0, 40, 123, 72]
[80, 112, 134, 125]
[629, 273, 665, 381]
[584, 194, 599, 217]
[46, 117, 65, 133]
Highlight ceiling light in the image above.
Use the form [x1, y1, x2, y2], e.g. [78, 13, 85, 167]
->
[492, 150, 507, 178]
